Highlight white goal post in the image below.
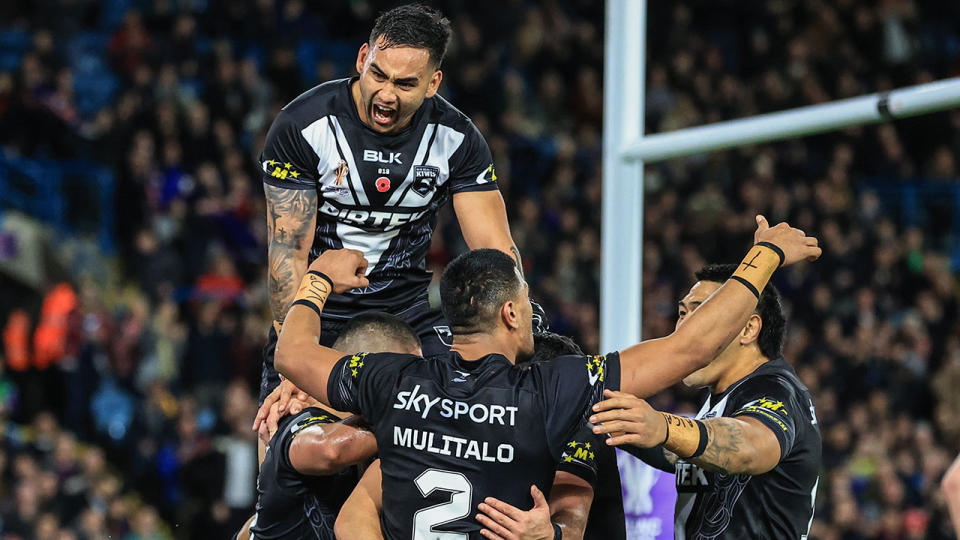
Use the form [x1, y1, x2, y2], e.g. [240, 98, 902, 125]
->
[601, 0, 960, 353]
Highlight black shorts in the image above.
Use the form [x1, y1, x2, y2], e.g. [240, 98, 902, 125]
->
[258, 300, 450, 405]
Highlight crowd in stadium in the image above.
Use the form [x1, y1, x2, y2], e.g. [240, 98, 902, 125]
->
[1, 0, 960, 538]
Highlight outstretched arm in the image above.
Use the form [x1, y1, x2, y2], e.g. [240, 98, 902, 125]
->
[617, 216, 820, 398]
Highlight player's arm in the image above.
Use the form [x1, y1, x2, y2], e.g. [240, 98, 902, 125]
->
[477, 474, 592, 540]
[617, 216, 820, 398]
[265, 184, 317, 329]
[592, 390, 786, 476]
[943, 454, 960, 535]
[454, 190, 523, 273]
[274, 249, 370, 406]
[287, 415, 378, 475]
[234, 515, 255, 540]
[335, 460, 385, 540]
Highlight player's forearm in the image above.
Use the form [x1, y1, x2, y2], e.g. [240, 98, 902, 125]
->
[548, 471, 592, 540]
[264, 184, 317, 324]
[551, 504, 589, 540]
[686, 417, 773, 475]
[621, 445, 676, 473]
[453, 190, 524, 275]
[275, 274, 335, 405]
[336, 463, 384, 540]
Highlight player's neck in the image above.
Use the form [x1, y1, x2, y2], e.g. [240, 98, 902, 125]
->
[450, 333, 517, 364]
[712, 349, 770, 394]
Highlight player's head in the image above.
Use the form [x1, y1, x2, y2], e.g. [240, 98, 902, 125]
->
[677, 263, 786, 389]
[439, 249, 535, 359]
[333, 311, 422, 355]
[517, 332, 584, 368]
[355, 4, 451, 134]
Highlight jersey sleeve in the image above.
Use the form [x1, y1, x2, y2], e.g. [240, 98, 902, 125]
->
[536, 352, 622, 461]
[447, 121, 499, 194]
[555, 420, 605, 486]
[727, 376, 801, 458]
[259, 109, 320, 190]
[326, 352, 412, 424]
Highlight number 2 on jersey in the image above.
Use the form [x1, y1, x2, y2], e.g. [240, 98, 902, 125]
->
[413, 469, 473, 540]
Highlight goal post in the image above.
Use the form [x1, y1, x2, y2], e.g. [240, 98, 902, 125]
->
[601, 0, 960, 353]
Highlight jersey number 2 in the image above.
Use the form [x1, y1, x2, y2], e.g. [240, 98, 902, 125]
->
[413, 469, 473, 540]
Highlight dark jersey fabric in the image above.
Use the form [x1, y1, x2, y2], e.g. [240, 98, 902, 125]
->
[674, 357, 822, 540]
[259, 77, 498, 318]
[249, 407, 363, 540]
[326, 350, 621, 540]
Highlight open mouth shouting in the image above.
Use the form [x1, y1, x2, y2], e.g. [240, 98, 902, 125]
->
[371, 102, 397, 127]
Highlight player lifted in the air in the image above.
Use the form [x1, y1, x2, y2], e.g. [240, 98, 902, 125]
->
[272, 216, 820, 538]
[258, 3, 541, 412]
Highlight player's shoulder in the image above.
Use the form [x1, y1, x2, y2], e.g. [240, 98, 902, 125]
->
[345, 351, 425, 376]
[276, 78, 352, 126]
[728, 358, 810, 408]
[425, 93, 479, 133]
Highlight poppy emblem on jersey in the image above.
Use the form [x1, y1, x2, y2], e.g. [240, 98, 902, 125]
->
[333, 160, 348, 186]
[413, 165, 440, 197]
[376, 177, 391, 192]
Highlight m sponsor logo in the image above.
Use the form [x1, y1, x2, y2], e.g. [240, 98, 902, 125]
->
[363, 150, 402, 165]
[262, 159, 304, 181]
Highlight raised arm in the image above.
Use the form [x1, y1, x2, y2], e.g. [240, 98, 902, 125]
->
[274, 249, 370, 406]
[617, 216, 820, 397]
[453, 190, 523, 273]
[265, 185, 317, 328]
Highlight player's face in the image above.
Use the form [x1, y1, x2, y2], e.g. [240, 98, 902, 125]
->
[354, 37, 442, 134]
[676, 280, 735, 388]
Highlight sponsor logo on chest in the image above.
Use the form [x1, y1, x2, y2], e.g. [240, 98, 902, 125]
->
[363, 150, 403, 165]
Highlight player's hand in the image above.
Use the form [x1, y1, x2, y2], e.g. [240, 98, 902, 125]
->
[252, 379, 308, 433]
[307, 249, 370, 294]
[753, 215, 821, 265]
[477, 485, 554, 540]
[257, 393, 322, 444]
[589, 389, 667, 448]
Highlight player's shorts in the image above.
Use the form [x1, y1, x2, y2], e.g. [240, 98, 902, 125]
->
[258, 300, 451, 405]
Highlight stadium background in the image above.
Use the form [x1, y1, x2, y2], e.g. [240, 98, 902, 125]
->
[0, 0, 959, 538]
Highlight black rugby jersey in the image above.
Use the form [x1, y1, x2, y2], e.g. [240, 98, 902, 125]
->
[675, 357, 822, 540]
[260, 78, 498, 317]
[327, 351, 621, 540]
[249, 407, 362, 540]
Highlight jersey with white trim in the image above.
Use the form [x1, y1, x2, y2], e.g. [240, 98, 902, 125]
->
[249, 407, 361, 540]
[674, 357, 822, 540]
[260, 78, 498, 317]
[326, 351, 621, 540]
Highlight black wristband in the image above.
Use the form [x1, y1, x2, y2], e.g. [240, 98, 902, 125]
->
[754, 241, 785, 267]
[306, 270, 334, 290]
[730, 275, 760, 299]
[292, 299, 323, 318]
[553, 523, 562, 540]
[688, 420, 709, 459]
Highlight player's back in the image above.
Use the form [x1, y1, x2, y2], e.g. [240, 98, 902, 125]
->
[327, 350, 620, 539]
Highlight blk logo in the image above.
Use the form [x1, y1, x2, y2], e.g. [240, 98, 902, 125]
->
[363, 150, 402, 165]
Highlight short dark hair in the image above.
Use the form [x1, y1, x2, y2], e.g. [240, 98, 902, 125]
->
[440, 249, 523, 335]
[333, 311, 421, 354]
[369, 4, 452, 68]
[694, 263, 786, 360]
[518, 332, 584, 367]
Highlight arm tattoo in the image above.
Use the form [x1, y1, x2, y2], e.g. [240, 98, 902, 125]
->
[509, 245, 524, 277]
[690, 418, 749, 475]
[265, 184, 317, 323]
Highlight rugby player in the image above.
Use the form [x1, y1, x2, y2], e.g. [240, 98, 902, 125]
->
[591, 263, 822, 539]
[258, 3, 540, 425]
[273, 216, 820, 538]
[331, 332, 623, 539]
[236, 312, 422, 540]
